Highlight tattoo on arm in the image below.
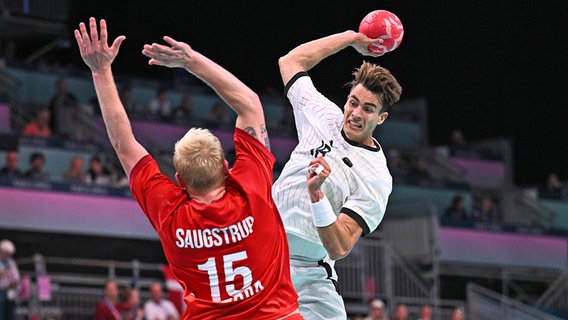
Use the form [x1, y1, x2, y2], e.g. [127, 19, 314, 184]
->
[261, 124, 271, 151]
[244, 125, 271, 150]
[244, 126, 258, 139]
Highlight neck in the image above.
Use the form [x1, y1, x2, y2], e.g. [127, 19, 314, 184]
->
[190, 184, 226, 204]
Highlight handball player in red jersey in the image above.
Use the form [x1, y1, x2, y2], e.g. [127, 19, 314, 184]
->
[75, 17, 302, 319]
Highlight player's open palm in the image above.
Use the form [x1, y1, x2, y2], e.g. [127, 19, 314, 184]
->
[142, 36, 194, 69]
[74, 17, 125, 73]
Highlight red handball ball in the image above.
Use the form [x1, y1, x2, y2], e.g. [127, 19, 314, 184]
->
[358, 10, 404, 55]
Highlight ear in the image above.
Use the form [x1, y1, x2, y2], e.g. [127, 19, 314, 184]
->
[377, 111, 389, 125]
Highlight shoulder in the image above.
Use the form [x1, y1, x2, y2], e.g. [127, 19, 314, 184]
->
[283, 71, 310, 96]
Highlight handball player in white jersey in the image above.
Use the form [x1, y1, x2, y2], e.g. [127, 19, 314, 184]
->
[272, 30, 402, 319]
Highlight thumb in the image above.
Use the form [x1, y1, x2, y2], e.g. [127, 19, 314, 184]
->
[163, 36, 178, 46]
[163, 36, 186, 50]
[110, 35, 126, 51]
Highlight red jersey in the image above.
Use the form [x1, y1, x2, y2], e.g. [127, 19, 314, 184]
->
[130, 128, 299, 319]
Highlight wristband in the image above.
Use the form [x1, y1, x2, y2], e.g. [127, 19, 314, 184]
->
[310, 195, 337, 227]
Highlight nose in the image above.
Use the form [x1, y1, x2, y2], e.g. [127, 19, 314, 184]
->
[351, 106, 362, 119]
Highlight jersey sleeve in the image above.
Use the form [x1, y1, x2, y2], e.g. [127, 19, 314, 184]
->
[284, 72, 343, 140]
[229, 128, 276, 197]
[129, 155, 186, 232]
[342, 170, 392, 236]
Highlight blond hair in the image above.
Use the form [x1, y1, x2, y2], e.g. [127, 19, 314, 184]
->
[349, 61, 402, 113]
[173, 128, 226, 194]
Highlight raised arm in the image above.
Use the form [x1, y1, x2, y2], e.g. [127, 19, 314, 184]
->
[142, 37, 269, 149]
[278, 30, 383, 85]
[74, 18, 148, 178]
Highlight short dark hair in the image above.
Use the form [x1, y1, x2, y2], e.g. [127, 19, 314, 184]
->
[30, 152, 45, 163]
[348, 61, 402, 113]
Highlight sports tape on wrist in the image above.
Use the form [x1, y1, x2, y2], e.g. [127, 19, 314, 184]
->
[310, 195, 337, 227]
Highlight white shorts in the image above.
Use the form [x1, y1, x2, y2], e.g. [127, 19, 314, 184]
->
[290, 257, 347, 320]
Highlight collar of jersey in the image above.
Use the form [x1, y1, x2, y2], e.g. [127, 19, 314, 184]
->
[341, 130, 381, 152]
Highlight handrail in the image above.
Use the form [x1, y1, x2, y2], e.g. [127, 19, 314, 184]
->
[17, 254, 164, 285]
[467, 282, 563, 320]
[535, 270, 568, 309]
[515, 190, 556, 228]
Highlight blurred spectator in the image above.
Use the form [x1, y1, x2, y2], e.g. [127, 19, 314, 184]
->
[62, 155, 86, 183]
[116, 301, 133, 320]
[86, 156, 114, 186]
[538, 172, 565, 200]
[0, 239, 20, 320]
[417, 304, 432, 320]
[147, 88, 171, 119]
[203, 101, 232, 129]
[386, 149, 408, 184]
[24, 152, 50, 180]
[172, 94, 201, 126]
[22, 109, 52, 137]
[364, 299, 387, 320]
[0, 150, 23, 178]
[407, 156, 433, 186]
[114, 172, 130, 189]
[449, 128, 468, 157]
[127, 288, 144, 320]
[443, 195, 469, 223]
[47, 78, 79, 139]
[143, 282, 180, 320]
[472, 196, 496, 224]
[119, 84, 139, 115]
[392, 303, 408, 320]
[448, 307, 465, 320]
[117, 286, 143, 320]
[173, 94, 194, 119]
[94, 279, 121, 320]
[272, 104, 296, 137]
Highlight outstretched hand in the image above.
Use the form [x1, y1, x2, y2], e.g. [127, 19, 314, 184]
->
[142, 36, 194, 69]
[351, 32, 385, 57]
[74, 17, 125, 73]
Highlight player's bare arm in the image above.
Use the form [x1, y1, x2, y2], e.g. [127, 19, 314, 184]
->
[307, 157, 363, 260]
[278, 31, 382, 85]
[75, 17, 148, 177]
[317, 213, 363, 260]
[142, 37, 269, 149]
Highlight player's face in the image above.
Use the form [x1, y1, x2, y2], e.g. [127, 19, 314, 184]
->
[343, 84, 388, 146]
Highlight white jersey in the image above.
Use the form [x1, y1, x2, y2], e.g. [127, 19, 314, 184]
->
[272, 73, 392, 260]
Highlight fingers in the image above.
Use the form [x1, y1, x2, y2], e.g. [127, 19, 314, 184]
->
[308, 157, 331, 176]
[75, 21, 92, 55]
[99, 19, 108, 45]
[89, 17, 99, 42]
[142, 42, 178, 65]
[314, 165, 325, 175]
[74, 29, 84, 54]
[163, 36, 179, 47]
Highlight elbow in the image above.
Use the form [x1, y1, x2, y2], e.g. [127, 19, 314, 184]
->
[278, 53, 303, 70]
[278, 55, 289, 71]
[327, 246, 351, 261]
[246, 91, 262, 114]
[278, 54, 303, 85]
